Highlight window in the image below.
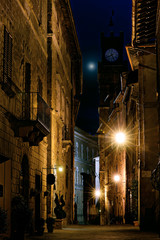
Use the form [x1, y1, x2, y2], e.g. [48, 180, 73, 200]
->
[86, 147, 89, 160]
[66, 165, 68, 188]
[39, 0, 42, 25]
[75, 142, 78, 157]
[24, 63, 31, 119]
[76, 167, 79, 184]
[38, 78, 42, 96]
[81, 168, 84, 185]
[56, 80, 60, 114]
[81, 144, 83, 159]
[66, 102, 69, 129]
[62, 91, 65, 122]
[3, 26, 12, 85]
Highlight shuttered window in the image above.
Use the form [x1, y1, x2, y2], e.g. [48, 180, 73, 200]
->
[135, 0, 157, 45]
[3, 26, 12, 85]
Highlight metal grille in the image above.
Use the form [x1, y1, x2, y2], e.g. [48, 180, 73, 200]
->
[22, 92, 50, 131]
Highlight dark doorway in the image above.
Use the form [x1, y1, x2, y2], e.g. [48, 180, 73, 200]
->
[35, 174, 41, 232]
[20, 155, 29, 205]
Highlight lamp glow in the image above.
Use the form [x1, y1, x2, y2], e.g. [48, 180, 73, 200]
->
[114, 174, 120, 183]
[58, 167, 63, 172]
[115, 132, 126, 144]
[95, 190, 101, 198]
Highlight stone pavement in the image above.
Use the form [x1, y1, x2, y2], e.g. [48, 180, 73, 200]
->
[27, 225, 160, 240]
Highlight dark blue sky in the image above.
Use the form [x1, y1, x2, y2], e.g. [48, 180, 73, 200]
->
[70, 0, 132, 134]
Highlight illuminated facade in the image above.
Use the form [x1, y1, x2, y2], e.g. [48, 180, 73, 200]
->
[46, 0, 82, 225]
[126, 0, 158, 230]
[0, 0, 82, 237]
[98, 0, 159, 231]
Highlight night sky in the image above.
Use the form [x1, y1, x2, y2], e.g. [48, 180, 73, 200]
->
[70, 0, 132, 134]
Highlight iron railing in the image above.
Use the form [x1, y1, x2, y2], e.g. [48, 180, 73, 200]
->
[22, 92, 50, 131]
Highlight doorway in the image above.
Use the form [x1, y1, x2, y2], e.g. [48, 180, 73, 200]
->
[35, 174, 41, 231]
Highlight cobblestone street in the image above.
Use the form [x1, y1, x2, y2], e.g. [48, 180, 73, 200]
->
[27, 225, 160, 240]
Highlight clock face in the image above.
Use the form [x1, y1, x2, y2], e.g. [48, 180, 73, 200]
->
[105, 48, 119, 62]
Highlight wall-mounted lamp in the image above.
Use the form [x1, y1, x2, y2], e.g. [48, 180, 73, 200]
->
[113, 174, 120, 183]
[58, 166, 63, 172]
[42, 166, 63, 187]
[94, 189, 101, 198]
[115, 132, 126, 144]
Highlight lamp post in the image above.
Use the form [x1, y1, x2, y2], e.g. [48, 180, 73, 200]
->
[95, 189, 101, 198]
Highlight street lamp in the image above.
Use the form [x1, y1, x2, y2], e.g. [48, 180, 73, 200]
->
[113, 174, 120, 183]
[58, 166, 63, 172]
[115, 131, 126, 144]
[94, 189, 101, 198]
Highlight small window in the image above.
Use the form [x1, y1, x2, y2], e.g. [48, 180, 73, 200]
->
[76, 167, 79, 184]
[81, 168, 84, 185]
[3, 26, 12, 85]
[81, 144, 83, 159]
[38, 78, 42, 96]
[75, 142, 78, 157]
[86, 147, 89, 160]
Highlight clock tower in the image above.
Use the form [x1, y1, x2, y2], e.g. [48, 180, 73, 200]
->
[98, 31, 127, 108]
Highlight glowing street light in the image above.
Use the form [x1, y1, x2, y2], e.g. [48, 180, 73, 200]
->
[95, 189, 101, 198]
[115, 132, 126, 144]
[114, 174, 120, 183]
[58, 166, 63, 172]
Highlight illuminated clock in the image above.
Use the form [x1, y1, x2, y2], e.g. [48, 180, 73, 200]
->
[105, 48, 119, 62]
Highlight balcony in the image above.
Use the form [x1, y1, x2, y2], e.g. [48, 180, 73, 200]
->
[62, 125, 72, 151]
[7, 92, 50, 146]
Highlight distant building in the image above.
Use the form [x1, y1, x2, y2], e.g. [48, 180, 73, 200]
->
[74, 127, 99, 224]
[94, 156, 100, 205]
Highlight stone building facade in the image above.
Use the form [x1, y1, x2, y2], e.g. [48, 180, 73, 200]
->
[98, 0, 159, 231]
[0, 0, 82, 237]
[46, 0, 82, 225]
[74, 127, 98, 224]
[126, 0, 158, 230]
